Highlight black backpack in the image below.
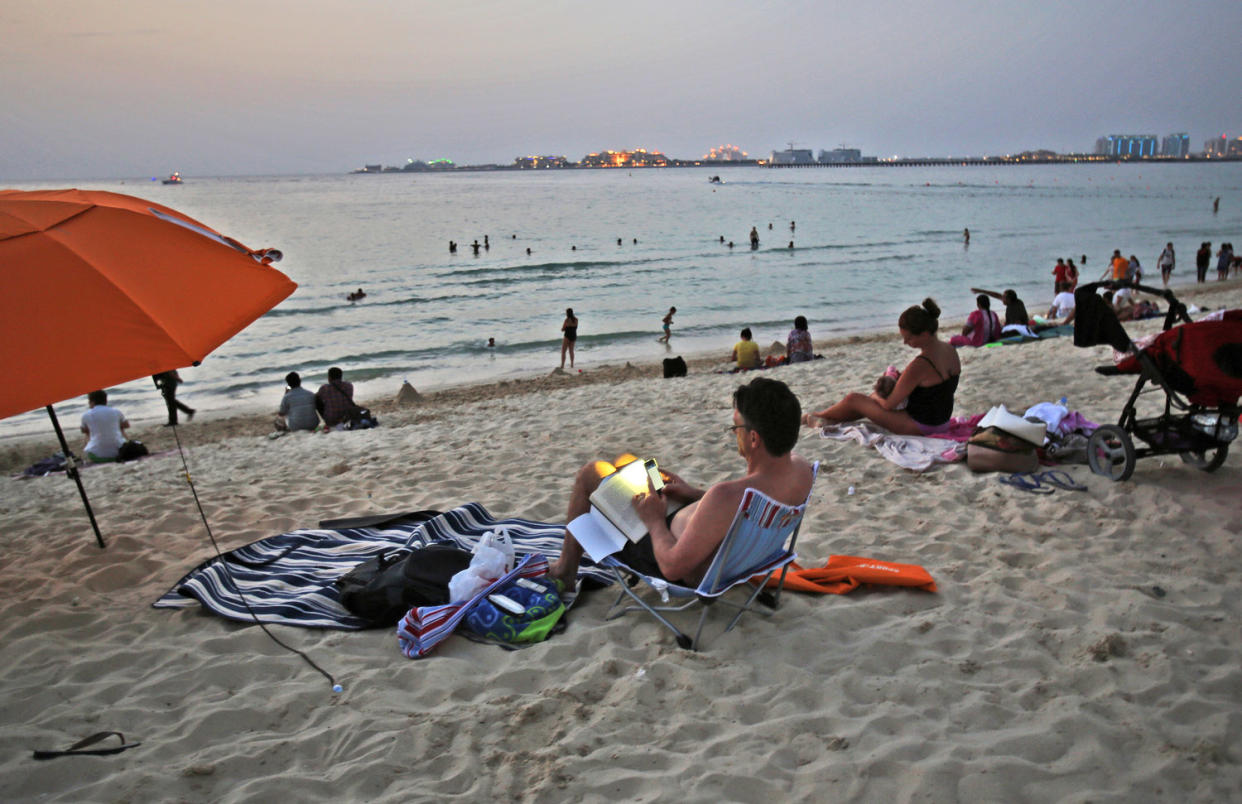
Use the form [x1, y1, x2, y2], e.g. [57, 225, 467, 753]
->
[663, 356, 687, 378]
[334, 543, 473, 627]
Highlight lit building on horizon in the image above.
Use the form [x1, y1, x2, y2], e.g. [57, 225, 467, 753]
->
[770, 147, 815, 165]
[1203, 135, 1242, 157]
[818, 147, 862, 163]
[580, 149, 668, 167]
[703, 144, 749, 161]
[1162, 133, 1190, 157]
[513, 155, 570, 168]
[1095, 134, 1158, 157]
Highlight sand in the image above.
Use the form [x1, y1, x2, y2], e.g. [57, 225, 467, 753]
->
[2, 283, 1240, 802]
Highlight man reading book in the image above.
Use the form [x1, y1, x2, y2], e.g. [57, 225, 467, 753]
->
[549, 377, 815, 590]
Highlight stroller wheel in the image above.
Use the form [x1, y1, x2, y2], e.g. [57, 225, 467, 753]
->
[1088, 424, 1136, 481]
[1179, 443, 1229, 472]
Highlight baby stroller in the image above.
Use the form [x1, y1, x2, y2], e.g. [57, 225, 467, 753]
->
[1073, 281, 1242, 480]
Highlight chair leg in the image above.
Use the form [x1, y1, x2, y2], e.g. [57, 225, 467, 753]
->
[604, 568, 694, 647]
[723, 572, 778, 634]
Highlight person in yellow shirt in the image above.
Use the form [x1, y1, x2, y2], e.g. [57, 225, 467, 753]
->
[731, 327, 761, 370]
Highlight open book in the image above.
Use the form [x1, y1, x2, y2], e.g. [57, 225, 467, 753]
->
[567, 459, 682, 562]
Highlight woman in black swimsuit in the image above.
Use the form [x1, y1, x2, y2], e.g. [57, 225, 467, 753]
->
[560, 307, 578, 370]
[802, 298, 961, 435]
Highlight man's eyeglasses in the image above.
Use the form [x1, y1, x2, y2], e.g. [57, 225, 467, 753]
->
[726, 424, 749, 435]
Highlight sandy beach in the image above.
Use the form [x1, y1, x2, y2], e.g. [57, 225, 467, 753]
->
[2, 282, 1240, 802]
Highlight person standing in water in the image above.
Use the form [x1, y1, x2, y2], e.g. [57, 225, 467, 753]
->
[560, 308, 578, 370]
[657, 306, 676, 343]
[749, 227, 759, 249]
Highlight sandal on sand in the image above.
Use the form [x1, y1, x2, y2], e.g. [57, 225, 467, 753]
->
[1036, 469, 1087, 491]
[33, 731, 141, 760]
[998, 473, 1054, 494]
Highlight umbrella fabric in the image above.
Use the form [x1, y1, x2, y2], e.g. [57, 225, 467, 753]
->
[0, 189, 296, 420]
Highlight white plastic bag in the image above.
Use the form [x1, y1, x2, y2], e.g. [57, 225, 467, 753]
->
[447, 529, 516, 602]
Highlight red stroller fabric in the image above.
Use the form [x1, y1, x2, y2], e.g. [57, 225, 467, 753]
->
[1114, 310, 1242, 406]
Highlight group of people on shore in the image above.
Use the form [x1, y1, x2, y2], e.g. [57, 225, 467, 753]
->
[275, 367, 375, 432]
[728, 316, 816, 371]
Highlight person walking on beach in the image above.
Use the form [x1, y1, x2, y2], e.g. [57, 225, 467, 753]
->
[560, 308, 578, 370]
[1197, 242, 1211, 283]
[1052, 258, 1069, 293]
[1218, 243, 1234, 281]
[153, 369, 194, 426]
[1158, 243, 1175, 287]
[657, 307, 676, 343]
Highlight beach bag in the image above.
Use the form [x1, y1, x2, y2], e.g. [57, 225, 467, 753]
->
[663, 356, 687, 378]
[347, 406, 378, 430]
[117, 440, 149, 462]
[966, 427, 1038, 473]
[462, 574, 565, 644]
[335, 544, 473, 626]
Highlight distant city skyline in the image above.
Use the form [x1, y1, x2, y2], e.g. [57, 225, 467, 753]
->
[2, 0, 1240, 181]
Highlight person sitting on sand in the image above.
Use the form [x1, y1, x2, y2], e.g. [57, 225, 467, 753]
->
[949, 294, 1002, 348]
[971, 288, 1030, 331]
[276, 371, 320, 432]
[80, 389, 131, 463]
[548, 378, 815, 590]
[786, 316, 814, 363]
[315, 367, 356, 429]
[731, 327, 761, 370]
[801, 298, 960, 435]
[1047, 281, 1077, 326]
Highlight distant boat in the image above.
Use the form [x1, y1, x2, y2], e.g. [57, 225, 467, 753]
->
[162, 172, 183, 185]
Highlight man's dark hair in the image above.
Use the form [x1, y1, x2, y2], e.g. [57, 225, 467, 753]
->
[88, 389, 107, 406]
[327, 367, 343, 382]
[733, 377, 800, 456]
[286, 371, 301, 388]
[740, 327, 752, 340]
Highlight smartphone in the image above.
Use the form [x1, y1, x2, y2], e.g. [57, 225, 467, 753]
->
[644, 458, 665, 492]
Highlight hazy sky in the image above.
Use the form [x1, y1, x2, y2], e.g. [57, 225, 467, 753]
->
[3, 0, 1240, 180]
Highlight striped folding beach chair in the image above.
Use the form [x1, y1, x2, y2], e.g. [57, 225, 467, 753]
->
[601, 462, 817, 650]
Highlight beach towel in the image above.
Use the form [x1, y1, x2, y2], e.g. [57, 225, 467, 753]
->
[769, 555, 937, 595]
[817, 414, 983, 471]
[153, 503, 612, 629]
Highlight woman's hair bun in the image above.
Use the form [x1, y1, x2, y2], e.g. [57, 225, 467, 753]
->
[921, 298, 941, 319]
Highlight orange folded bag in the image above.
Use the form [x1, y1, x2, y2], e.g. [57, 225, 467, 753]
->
[766, 555, 937, 595]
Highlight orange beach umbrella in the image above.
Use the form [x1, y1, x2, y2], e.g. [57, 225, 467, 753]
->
[0, 188, 297, 546]
[0, 189, 295, 420]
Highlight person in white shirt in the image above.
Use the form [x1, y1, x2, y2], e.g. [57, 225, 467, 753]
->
[1046, 282, 1077, 326]
[80, 389, 130, 462]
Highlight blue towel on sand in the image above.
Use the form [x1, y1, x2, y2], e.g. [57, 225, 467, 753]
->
[153, 503, 610, 630]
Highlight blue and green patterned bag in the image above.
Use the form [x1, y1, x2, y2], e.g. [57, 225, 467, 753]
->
[462, 575, 565, 644]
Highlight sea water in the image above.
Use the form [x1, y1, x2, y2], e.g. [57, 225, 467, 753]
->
[5, 162, 1241, 437]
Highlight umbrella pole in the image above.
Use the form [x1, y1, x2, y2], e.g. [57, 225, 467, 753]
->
[45, 404, 106, 549]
